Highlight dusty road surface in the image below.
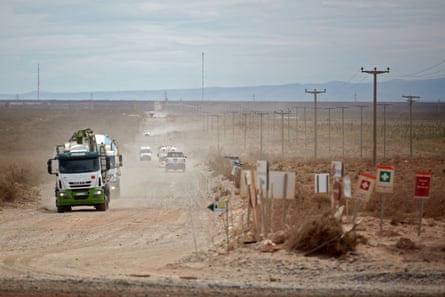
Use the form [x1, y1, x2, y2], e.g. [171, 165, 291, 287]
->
[0, 106, 444, 297]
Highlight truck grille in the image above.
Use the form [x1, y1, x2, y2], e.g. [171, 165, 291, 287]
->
[69, 181, 92, 188]
[73, 190, 89, 200]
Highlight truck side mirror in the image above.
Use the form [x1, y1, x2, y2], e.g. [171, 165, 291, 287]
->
[119, 154, 123, 167]
[47, 159, 52, 174]
[47, 158, 58, 175]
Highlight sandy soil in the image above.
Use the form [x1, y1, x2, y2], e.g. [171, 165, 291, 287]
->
[0, 103, 444, 296]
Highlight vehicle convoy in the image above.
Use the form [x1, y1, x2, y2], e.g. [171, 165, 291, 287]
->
[47, 128, 123, 212]
[165, 151, 186, 172]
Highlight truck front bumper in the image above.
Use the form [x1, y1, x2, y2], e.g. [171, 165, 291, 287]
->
[56, 188, 106, 207]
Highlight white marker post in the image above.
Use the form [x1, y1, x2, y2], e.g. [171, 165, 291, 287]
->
[343, 175, 352, 219]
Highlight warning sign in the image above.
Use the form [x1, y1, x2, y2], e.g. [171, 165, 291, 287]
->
[376, 165, 395, 193]
[356, 173, 376, 201]
[415, 171, 432, 199]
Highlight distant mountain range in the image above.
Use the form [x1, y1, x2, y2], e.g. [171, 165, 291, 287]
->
[1, 78, 444, 102]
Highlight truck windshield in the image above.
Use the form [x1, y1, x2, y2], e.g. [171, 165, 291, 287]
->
[59, 158, 99, 174]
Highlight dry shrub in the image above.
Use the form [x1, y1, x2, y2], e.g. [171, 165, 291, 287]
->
[207, 153, 234, 180]
[0, 163, 40, 205]
[286, 211, 357, 257]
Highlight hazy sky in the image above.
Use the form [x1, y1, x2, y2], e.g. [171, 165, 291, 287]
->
[1, 0, 444, 93]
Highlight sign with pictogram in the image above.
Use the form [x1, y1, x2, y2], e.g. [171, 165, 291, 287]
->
[415, 171, 432, 199]
[207, 201, 227, 212]
[356, 173, 376, 201]
[375, 165, 395, 193]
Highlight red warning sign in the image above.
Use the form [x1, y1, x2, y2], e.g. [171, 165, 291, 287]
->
[414, 171, 432, 199]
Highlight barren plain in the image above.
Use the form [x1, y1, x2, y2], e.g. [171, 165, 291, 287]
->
[0, 100, 444, 296]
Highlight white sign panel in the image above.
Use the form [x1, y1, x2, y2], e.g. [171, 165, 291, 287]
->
[256, 160, 269, 197]
[268, 171, 295, 199]
[315, 173, 329, 193]
[343, 175, 352, 199]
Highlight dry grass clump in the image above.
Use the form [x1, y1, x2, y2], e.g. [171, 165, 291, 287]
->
[206, 153, 235, 180]
[286, 211, 357, 257]
[0, 163, 40, 206]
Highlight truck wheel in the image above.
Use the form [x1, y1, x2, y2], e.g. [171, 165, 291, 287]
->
[96, 188, 110, 211]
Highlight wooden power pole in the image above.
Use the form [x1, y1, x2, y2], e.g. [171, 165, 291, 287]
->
[403, 95, 420, 157]
[361, 67, 390, 165]
[305, 88, 326, 159]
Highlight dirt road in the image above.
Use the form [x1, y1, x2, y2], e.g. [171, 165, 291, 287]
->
[0, 111, 444, 297]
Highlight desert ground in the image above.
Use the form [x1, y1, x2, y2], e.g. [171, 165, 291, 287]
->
[0, 100, 444, 297]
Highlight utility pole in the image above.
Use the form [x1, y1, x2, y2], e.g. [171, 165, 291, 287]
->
[403, 95, 420, 157]
[201, 52, 204, 101]
[324, 107, 336, 156]
[378, 103, 392, 158]
[337, 106, 348, 159]
[294, 107, 299, 145]
[354, 104, 368, 159]
[303, 107, 307, 148]
[242, 112, 248, 152]
[256, 111, 268, 158]
[361, 67, 390, 165]
[305, 88, 326, 159]
[37, 64, 40, 100]
[274, 110, 290, 156]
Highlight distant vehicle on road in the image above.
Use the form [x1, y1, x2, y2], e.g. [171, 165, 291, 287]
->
[165, 151, 186, 172]
[157, 145, 176, 167]
[139, 146, 152, 161]
[144, 131, 151, 136]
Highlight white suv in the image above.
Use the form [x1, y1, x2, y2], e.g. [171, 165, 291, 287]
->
[165, 151, 186, 172]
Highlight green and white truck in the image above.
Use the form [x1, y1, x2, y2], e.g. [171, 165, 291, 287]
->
[47, 128, 123, 213]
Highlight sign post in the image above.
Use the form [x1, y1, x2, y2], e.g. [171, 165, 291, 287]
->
[375, 165, 395, 237]
[207, 200, 230, 251]
[414, 171, 432, 236]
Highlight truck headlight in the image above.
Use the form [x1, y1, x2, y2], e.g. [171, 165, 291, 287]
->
[58, 192, 67, 198]
[94, 190, 103, 197]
